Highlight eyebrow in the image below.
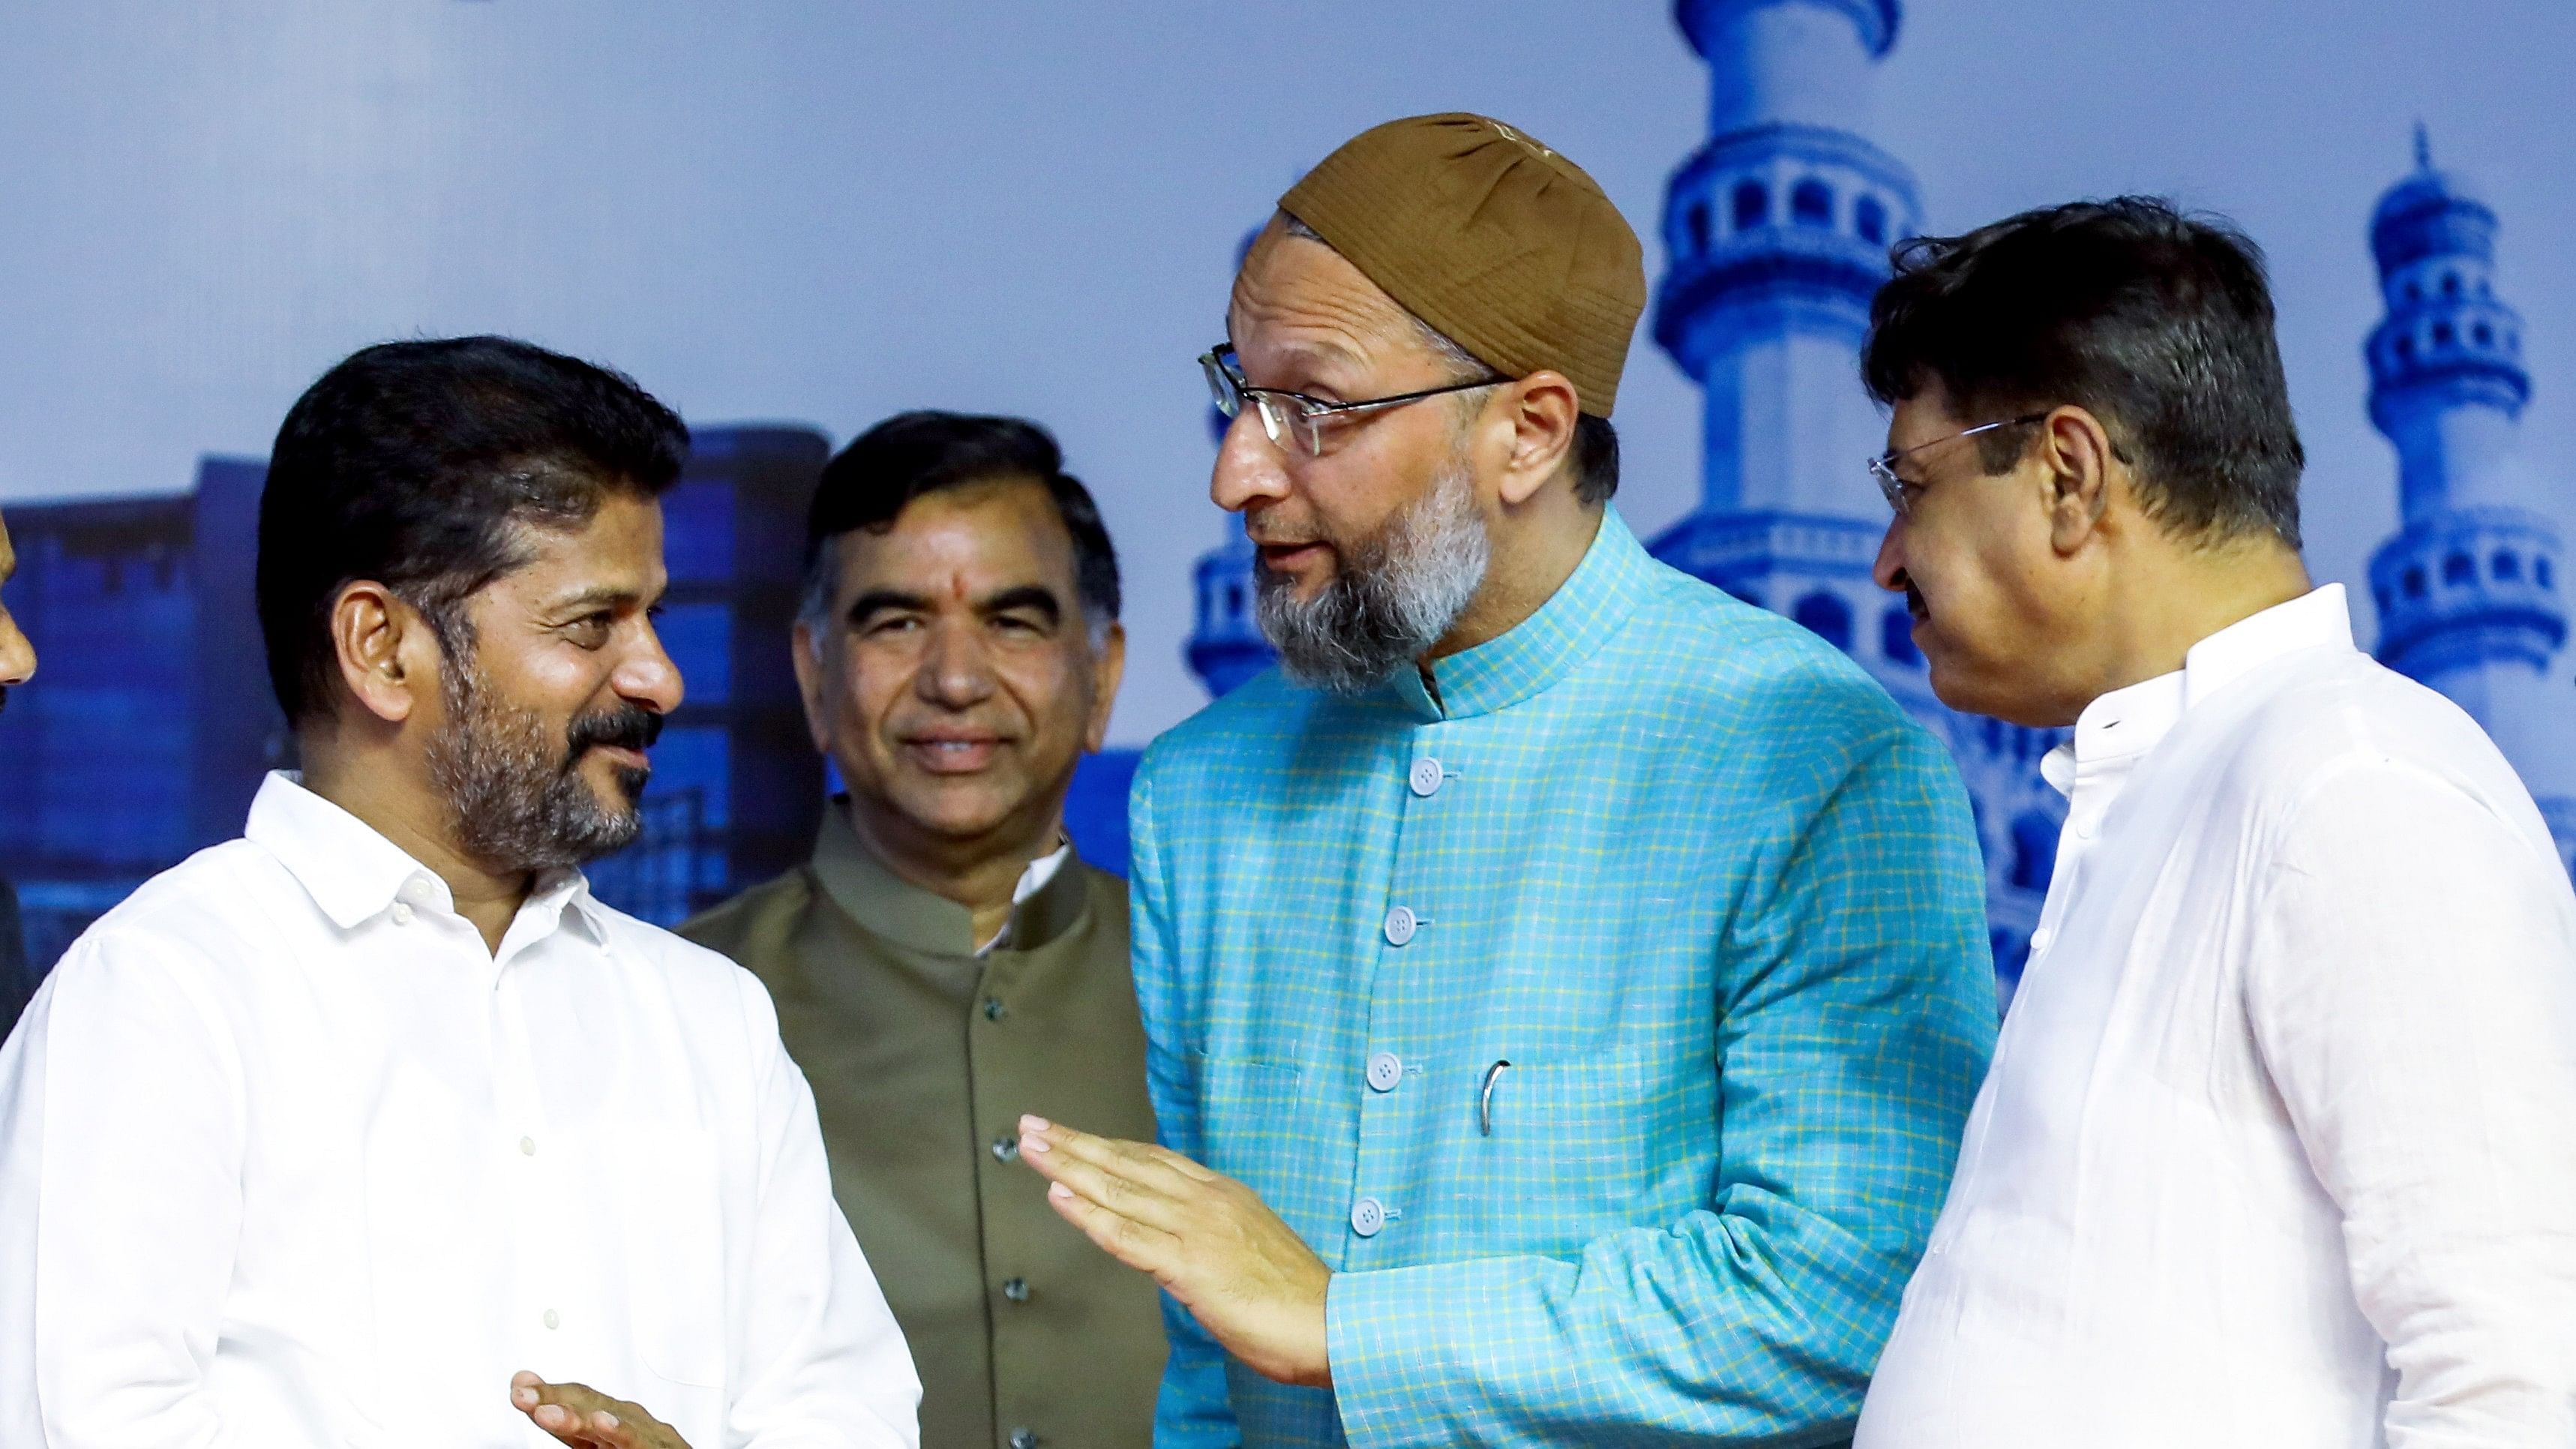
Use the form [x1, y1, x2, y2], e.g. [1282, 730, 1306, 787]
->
[845, 584, 1065, 627]
[979, 585, 1063, 624]
[544, 584, 646, 616]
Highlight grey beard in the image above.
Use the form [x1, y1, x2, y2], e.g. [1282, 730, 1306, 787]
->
[426, 668, 647, 875]
[1255, 455, 1492, 696]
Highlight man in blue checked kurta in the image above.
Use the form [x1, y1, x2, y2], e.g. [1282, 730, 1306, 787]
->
[1015, 113, 1996, 1448]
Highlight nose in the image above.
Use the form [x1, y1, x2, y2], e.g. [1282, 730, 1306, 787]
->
[0, 606, 33, 688]
[916, 616, 997, 710]
[615, 617, 685, 717]
[1871, 522, 1910, 596]
[1210, 409, 1293, 514]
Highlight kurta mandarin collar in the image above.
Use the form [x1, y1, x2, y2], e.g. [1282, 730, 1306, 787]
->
[1387, 507, 1653, 723]
[2040, 584, 2357, 800]
[811, 795, 1090, 958]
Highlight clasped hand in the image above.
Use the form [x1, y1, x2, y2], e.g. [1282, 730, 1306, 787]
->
[1017, 1114, 1333, 1388]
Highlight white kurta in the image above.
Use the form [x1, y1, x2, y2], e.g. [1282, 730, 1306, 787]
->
[1858, 586, 2576, 1448]
[0, 773, 920, 1448]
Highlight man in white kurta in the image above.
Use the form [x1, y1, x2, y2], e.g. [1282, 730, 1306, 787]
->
[1856, 586, 2576, 1443]
[1848, 197, 2576, 1446]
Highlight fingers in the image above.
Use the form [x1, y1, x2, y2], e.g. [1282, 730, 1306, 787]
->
[1017, 1117, 1202, 1233]
[1042, 1167, 1184, 1278]
[511, 1374, 673, 1448]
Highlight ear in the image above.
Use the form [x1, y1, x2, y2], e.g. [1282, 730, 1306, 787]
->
[1491, 370, 1582, 509]
[1081, 620, 1127, 754]
[2040, 406, 2120, 556]
[330, 580, 442, 725]
[789, 618, 835, 755]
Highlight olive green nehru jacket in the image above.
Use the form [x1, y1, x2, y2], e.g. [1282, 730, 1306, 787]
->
[680, 801, 1164, 1449]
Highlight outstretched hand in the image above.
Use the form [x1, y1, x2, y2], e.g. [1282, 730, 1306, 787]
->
[1017, 1114, 1333, 1388]
[511, 1371, 692, 1448]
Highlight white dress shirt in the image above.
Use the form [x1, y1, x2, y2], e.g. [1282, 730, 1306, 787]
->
[0, 773, 921, 1448]
[1858, 586, 2576, 1448]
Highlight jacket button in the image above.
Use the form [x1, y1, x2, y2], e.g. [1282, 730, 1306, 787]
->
[991, 1136, 1021, 1163]
[1351, 1196, 1385, 1237]
[982, 997, 1007, 1022]
[1003, 1276, 1030, 1303]
[1010, 1431, 1039, 1449]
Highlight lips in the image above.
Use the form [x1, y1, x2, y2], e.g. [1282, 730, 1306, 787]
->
[901, 735, 1005, 775]
[588, 744, 652, 772]
[1255, 541, 1329, 568]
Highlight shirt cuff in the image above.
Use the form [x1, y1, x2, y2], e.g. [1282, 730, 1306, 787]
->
[1326, 1258, 1519, 1449]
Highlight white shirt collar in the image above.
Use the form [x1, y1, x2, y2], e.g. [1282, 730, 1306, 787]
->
[243, 771, 607, 941]
[2042, 584, 2356, 799]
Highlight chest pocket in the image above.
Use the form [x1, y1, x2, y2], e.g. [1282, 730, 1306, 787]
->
[1486, 1045, 1708, 1226]
[1195, 1058, 1314, 1225]
[614, 1124, 727, 1388]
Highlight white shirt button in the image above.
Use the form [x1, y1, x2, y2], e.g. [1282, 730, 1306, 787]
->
[1382, 907, 1417, 947]
[389, 902, 414, 926]
[2029, 926, 2055, 955]
[1366, 1052, 1403, 1093]
[1350, 1197, 1385, 1237]
[542, 1308, 559, 1330]
[519, 1136, 536, 1156]
[1408, 758, 1444, 798]
[402, 877, 438, 904]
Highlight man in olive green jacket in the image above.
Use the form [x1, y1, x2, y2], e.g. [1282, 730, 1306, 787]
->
[683, 412, 1161, 1449]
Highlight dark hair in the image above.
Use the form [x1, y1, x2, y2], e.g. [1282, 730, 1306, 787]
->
[1861, 196, 2305, 548]
[1568, 414, 1620, 506]
[258, 336, 688, 723]
[800, 410, 1120, 634]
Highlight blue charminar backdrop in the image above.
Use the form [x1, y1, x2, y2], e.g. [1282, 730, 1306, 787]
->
[0, 2, 2570, 998]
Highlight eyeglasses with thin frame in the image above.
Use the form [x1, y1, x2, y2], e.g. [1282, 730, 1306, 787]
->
[1200, 344, 1508, 458]
[1868, 413, 2050, 516]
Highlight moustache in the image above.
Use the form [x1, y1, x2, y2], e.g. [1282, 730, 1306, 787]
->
[565, 703, 664, 766]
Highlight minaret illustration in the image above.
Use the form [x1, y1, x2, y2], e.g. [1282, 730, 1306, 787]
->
[2364, 130, 2576, 878]
[1186, 510, 1273, 699]
[1650, 0, 2066, 984]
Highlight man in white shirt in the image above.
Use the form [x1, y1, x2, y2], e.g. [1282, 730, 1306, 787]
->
[1852, 198, 2576, 1447]
[0, 337, 920, 1448]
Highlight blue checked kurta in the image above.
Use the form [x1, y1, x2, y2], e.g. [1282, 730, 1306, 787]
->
[1128, 509, 1998, 1448]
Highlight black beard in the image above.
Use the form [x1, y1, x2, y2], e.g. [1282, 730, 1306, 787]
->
[426, 669, 662, 875]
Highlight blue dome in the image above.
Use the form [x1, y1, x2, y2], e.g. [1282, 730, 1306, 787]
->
[2371, 131, 2497, 274]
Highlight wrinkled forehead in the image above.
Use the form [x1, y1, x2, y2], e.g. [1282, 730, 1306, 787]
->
[1228, 223, 1424, 374]
[1884, 380, 1973, 452]
[835, 478, 1081, 596]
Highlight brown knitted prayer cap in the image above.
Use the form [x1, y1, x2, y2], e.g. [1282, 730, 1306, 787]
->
[1279, 112, 1645, 418]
